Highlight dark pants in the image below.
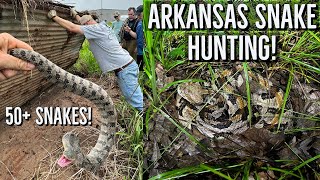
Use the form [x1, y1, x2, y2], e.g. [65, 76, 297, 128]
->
[137, 55, 143, 71]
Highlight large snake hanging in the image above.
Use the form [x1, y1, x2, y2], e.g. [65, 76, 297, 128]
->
[10, 48, 116, 172]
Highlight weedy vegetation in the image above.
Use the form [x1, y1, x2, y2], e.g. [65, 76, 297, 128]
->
[72, 40, 102, 76]
[143, 0, 320, 179]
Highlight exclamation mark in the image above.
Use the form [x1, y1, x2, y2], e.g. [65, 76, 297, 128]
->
[88, 107, 92, 125]
[272, 36, 277, 61]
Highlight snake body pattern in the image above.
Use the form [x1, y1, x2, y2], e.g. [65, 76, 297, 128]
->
[10, 48, 116, 172]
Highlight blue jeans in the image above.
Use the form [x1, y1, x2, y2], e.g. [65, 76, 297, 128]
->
[116, 61, 143, 111]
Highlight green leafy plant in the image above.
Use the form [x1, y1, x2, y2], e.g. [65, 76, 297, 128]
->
[73, 40, 102, 75]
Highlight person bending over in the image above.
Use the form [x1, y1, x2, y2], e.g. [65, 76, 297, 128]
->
[47, 9, 143, 111]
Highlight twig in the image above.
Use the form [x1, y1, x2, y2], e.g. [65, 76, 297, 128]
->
[68, 168, 84, 180]
[0, 160, 16, 180]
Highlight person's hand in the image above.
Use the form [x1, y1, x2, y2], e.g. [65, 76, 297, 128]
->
[0, 33, 35, 81]
[124, 26, 132, 32]
[70, 8, 78, 18]
[47, 10, 57, 19]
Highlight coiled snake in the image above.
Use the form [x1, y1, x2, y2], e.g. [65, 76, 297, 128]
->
[10, 48, 116, 172]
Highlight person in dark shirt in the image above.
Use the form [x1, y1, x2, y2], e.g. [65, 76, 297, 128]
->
[119, 7, 138, 60]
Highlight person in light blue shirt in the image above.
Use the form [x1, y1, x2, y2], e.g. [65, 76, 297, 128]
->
[47, 9, 143, 111]
[111, 11, 123, 43]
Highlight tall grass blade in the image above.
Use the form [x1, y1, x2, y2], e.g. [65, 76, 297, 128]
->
[242, 160, 252, 180]
[278, 67, 293, 131]
[200, 164, 233, 180]
[260, 167, 300, 178]
[144, 0, 160, 106]
[278, 154, 320, 180]
[243, 62, 252, 126]
[149, 163, 245, 180]
[148, 165, 208, 180]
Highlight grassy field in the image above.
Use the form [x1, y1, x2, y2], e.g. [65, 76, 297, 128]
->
[143, 0, 320, 179]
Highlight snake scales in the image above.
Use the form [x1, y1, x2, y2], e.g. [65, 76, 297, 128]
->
[175, 65, 293, 137]
[10, 48, 116, 172]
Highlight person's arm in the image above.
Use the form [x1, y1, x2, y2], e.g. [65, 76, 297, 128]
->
[53, 16, 83, 34]
[129, 29, 137, 39]
[48, 10, 83, 34]
[124, 26, 137, 39]
[74, 14, 81, 22]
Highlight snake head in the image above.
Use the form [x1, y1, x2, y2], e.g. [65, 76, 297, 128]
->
[58, 155, 73, 167]
[58, 133, 81, 167]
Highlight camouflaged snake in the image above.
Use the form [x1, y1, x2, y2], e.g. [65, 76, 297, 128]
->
[10, 48, 116, 172]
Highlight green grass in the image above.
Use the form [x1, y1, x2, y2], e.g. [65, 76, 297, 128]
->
[149, 163, 245, 180]
[116, 102, 144, 180]
[73, 40, 102, 76]
[278, 66, 294, 131]
[242, 62, 253, 126]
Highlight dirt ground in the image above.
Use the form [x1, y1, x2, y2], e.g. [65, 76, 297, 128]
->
[0, 75, 122, 180]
